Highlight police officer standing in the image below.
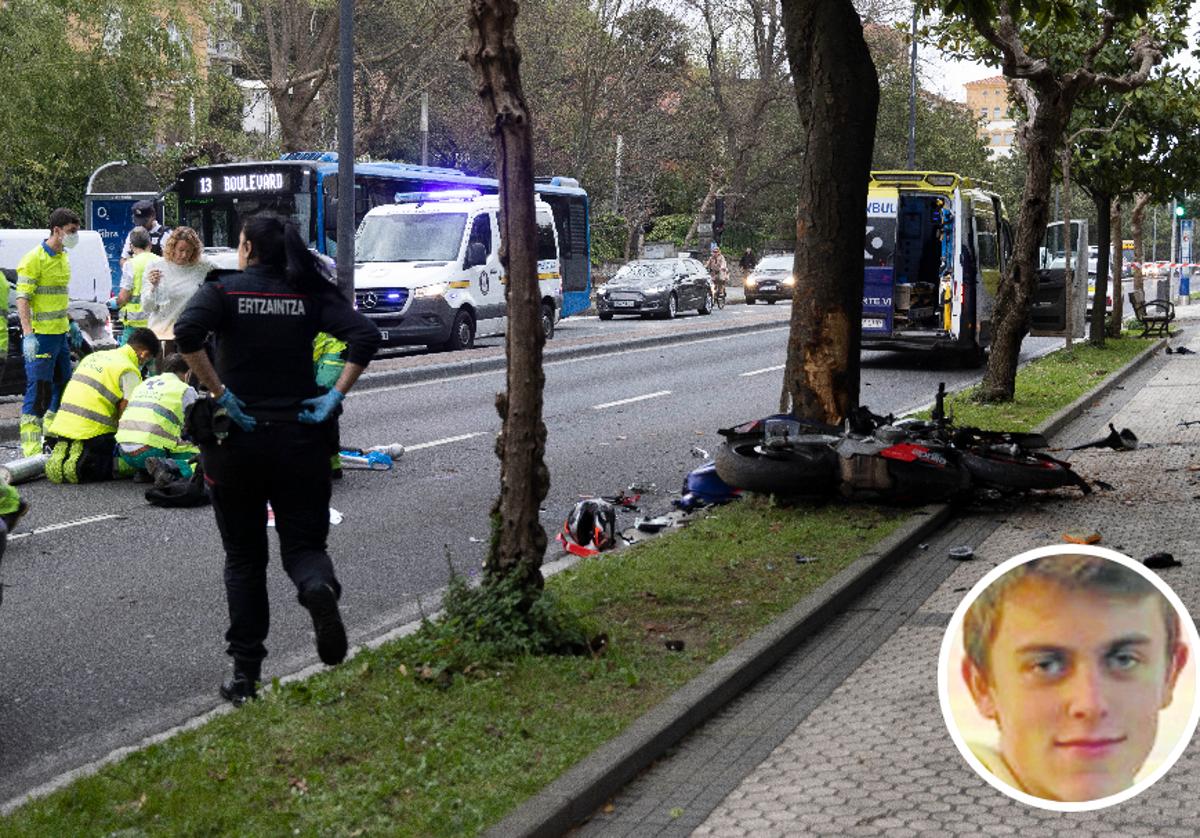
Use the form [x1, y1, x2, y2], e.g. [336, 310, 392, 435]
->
[120, 200, 170, 266]
[174, 213, 380, 705]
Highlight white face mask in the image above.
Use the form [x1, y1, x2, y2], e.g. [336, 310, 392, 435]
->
[63, 232, 79, 249]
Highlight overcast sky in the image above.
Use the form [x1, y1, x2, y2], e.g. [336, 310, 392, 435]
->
[917, 17, 1200, 102]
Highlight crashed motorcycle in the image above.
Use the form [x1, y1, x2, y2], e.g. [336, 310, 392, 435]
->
[714, 385, 1091, 503]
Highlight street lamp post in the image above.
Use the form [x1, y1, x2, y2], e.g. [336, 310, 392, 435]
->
[335, 0, 355, 302]
[906, 4, 918, 169]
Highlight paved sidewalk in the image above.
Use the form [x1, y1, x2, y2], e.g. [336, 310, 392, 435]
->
[579, 321, 1200, 836]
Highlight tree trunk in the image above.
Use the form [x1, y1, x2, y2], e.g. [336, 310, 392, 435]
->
[1061, 150, 1073, 349]
[977, 98, 1071, 401]
[1089, 190, 1111, 346]
[1107, 198, 1124, 336]
[778, 0, 878, 423]
[464, 0, 548, 596]
[1131, 192, 1150, 297]
[683, 172, 721, 249]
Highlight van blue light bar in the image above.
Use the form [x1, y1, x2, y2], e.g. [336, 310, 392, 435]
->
[392, 189, 483, 203]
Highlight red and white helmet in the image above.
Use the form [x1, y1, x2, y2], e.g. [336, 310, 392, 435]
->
[557, 498, 617, 557]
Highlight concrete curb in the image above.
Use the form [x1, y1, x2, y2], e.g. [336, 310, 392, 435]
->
[485, 503, 955, 838]
[0, 317, 789, 444]
[486, 337, 1170, 838]
[1033, 337, 1166, 440]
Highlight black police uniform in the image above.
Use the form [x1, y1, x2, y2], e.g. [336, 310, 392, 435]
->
[174, 265, 380, 670]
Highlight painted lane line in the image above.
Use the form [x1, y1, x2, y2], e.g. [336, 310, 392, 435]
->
[740, 363, 786, 377]
[593, 390, 672, 410]
[405, 432, 486, 452]
[9, 513, 123, 541]
[353, 326, 790, 396]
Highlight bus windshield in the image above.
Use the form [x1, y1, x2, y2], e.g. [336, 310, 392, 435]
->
[180, 194, 316, 250]
[356, 213, 467, 262]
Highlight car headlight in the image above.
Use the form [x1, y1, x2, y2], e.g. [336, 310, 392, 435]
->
[745, 276, 758, 287]
[783, 277, 796, 286]
[643, 285, 668, 294]
[597, 287, 609, 297]
[414, 283, 447, 299]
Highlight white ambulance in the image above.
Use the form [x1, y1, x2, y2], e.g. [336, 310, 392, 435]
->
[353, 191, 562, 351]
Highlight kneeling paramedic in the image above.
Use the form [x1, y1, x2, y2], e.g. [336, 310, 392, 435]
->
[174, 212, 380, 706]
[116, 353, 199, 481]
[45, 328, 161, 484]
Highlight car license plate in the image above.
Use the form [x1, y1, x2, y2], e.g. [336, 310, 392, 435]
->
[862, 318, 886, 331]
[613, 300, 635, 308]
[380, 330, 389, 341]
[760, 283, 777, 291]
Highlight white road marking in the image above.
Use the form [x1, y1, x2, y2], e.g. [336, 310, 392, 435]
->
[405, 432, 485, 451]
[740, 363, 786, 377]
[10, 513, 123, 541]
[353, 326, 789, 395]
[593, 390, 672, 410]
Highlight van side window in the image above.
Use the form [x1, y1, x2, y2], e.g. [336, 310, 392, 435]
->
[974, 201, 999, 272]
[536, 219, 557, 262]
[468, 213, 492, 256]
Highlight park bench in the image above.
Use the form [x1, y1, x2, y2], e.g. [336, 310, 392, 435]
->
[1128, 289, 1175, 338]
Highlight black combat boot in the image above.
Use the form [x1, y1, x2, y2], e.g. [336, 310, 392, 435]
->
[219, 659, 261, 706]
[298, 583, 348, 665]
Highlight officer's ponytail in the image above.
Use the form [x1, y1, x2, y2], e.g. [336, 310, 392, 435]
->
[241, 213, 335, 296]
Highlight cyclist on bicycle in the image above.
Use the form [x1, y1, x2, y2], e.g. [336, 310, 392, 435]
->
[706, 242, 729, 303]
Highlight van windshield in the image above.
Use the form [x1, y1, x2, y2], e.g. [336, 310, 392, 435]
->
[356, 212, 467, 262]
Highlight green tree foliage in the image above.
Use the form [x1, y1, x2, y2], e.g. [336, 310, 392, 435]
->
[0, 0, 198, 227]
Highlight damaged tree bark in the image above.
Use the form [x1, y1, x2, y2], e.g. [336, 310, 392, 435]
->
[777, 0, 878, 424]
[463, 0, 548, 596]
[1089, 189, 1112, 346]
[1108, 197, 1125, 336]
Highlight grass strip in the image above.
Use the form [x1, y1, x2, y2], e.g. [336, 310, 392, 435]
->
[2, 499, 902, 837]
[924, 335, 1149, 431]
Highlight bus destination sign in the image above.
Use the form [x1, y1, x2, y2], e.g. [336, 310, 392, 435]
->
[185, 169, 293, 197]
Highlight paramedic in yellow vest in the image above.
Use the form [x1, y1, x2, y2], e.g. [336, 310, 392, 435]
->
[15, 208, 85, 457]
[0, 270, 26, 532]
[117, 353, 199, 480]
[116, 228, 154, 342]
[314, 332, 347, 478]
[45, 329, 161, 484]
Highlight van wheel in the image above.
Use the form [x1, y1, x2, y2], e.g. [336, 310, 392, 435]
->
[444, 310, 475, 351]
[541, 303, 555, 340]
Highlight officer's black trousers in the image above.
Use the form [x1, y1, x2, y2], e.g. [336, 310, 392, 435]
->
[201, 421, 340, 665]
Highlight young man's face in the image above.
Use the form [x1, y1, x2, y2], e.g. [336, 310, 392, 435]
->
[964, 577, 1187, 802]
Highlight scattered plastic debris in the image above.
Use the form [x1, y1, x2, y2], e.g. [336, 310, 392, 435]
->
[635, 516, 672, 533]
[948, 546, 974, 561]
[1063, 531, 1102, 545]
[673, 462, 741, 511]
[1166, 346, 1195, 355]
[918, 543, 930, 550]
[690, 445, 710, 459]
[1144, 552, 1182, 569]
[795, 554, 820, 564]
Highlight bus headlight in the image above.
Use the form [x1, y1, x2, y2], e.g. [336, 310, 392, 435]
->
[414, 283, 447, 299]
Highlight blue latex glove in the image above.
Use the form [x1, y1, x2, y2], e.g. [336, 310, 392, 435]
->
[68, 321, 83, 350]
[21, 334, 37, 364]
[216, 388, 257, 432]
[298, 389, 344, 424]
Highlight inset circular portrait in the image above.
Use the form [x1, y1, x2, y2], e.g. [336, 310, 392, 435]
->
[938, 545, 1199, 811]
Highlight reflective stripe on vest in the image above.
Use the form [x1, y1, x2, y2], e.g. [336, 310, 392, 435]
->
[116, 374, 196, 454]
[14, 244, 70, 335]
[49, 346, 140, 440]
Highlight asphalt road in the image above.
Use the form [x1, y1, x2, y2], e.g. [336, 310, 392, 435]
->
[0, 301, 1058, 804]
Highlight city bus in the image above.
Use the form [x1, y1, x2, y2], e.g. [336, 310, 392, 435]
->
[170, 152, 593, 317]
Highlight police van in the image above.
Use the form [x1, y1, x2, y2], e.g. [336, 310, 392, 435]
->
[353, 191, 562, 351]
[862, 171, 1011, 365]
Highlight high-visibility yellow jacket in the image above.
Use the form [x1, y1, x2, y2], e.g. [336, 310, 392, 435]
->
[49, 345, 141, 440]
[313, 332, 348, 388]
[15, 243, 70, 335]
[122, 251, 155, 329]
[116, 373, 198, 454]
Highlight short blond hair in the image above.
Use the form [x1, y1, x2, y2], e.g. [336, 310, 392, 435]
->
[164, 226, 202, 266]
[964, 555, 1179, 679]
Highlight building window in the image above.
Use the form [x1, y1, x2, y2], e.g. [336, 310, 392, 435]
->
[1004, 134, 1013, 145]
[980, 107, 988, 119]
[993, 107, 1000, 119]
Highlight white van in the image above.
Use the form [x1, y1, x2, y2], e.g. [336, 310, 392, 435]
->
[353, 192, 562, 351]
[0, 229, 111, 302]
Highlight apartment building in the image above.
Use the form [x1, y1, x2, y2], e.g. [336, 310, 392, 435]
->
[963, 75, 1016, 157]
